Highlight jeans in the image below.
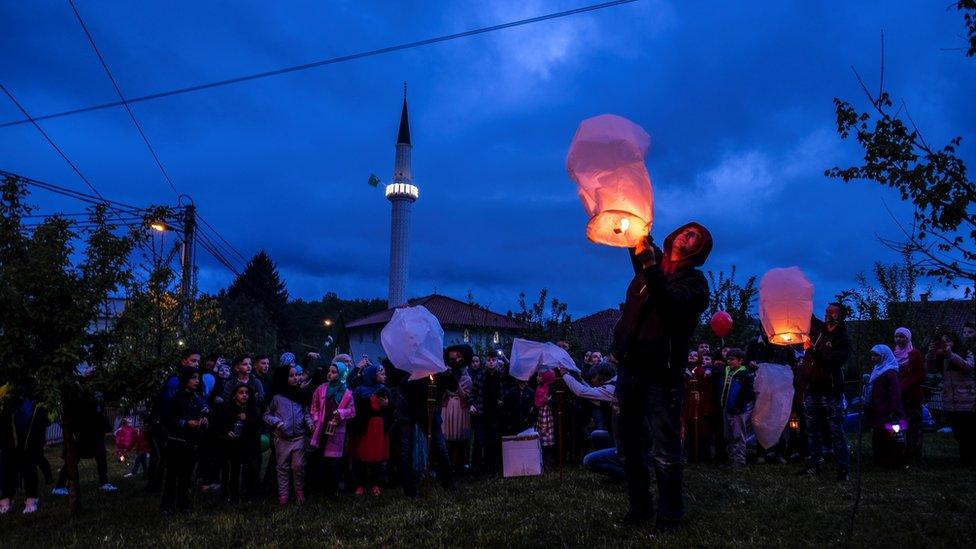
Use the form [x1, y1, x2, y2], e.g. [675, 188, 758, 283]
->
[582, 430, 624, 481]
[226, 451, 260, 503]
[803, 393, 850, 471]
[398, 414, 453, 497]
[724, 410, 751, 467]
[161, 440, 196, 511]
[615, 367, 683, 521]
[471, 414, 500, 473]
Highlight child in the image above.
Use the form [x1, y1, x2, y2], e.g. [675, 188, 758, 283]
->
[719, 349, 755, 467]
[309, 361, 356, 499]
[219, 383, 262, 503]
[351, 365, 391, 496]
[534, 370, 557, 454]
[116, 418, 150, 478]
[502, 377, 536, 436]
[161, 367, 209, 513]
[263, 365, 312, 505]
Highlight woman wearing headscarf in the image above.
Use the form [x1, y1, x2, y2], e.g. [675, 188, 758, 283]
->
[309, 360, 356, 500]
[865, 345, 906, 468]
[893, 328, 925, 460]
[351, 365, 391, 496]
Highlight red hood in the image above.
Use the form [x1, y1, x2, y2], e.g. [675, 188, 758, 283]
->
[661, 221, 713, 275]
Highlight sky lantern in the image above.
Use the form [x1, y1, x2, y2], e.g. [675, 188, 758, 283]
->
[566, 114, 654, 248]
[380, 305, 448, 380]
[759, 267, 814, 346]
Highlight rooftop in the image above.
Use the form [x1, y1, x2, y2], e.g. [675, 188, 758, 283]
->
[346, 293, 526, 330]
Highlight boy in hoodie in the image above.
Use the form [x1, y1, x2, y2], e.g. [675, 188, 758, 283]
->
[609, 222, 712, 530]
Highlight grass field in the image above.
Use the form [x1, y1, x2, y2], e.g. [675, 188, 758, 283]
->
[1, 433, 973, 547]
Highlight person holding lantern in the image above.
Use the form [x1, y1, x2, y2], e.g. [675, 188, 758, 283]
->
[609, 222, 712, 530]
[864, 345, 906, 468]
[892, 328, 925, 461]
[797, 303, 852, 481]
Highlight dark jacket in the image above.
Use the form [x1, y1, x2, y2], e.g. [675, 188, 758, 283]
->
[217, 400, 261, 456]
[610, 222, 712, 384]
[866, 370, 905, 430]
[501, 384, 536, 436]
[898, 349, 926, 409]
[165, 389, 209, 444]
[803, 317, 852, 396]
[401, 372, 459, 429]
[719, 366, 755, 415]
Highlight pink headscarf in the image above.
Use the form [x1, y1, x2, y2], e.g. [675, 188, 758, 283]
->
[535, 370, 556, 408]
[893, 327, 913, 366]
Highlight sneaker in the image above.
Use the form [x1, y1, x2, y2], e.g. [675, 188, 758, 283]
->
[123, 473, 135, 478]
[354, 486, 365, 497]
[22, 498, 38, 514]
[370, 485, 381, 497]
[0, 499, 10, 514]
[51, 487, 68, 496]
[99, 483, 118, 492]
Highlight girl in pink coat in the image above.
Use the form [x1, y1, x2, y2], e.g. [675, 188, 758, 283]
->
[310, 361, 355, 499]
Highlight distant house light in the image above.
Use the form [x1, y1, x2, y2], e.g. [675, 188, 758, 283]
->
[463, 329, 470, 343]
[493, 331, 500, 344]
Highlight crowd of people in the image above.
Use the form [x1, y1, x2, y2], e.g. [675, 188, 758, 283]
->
[0, 320, 974, 520]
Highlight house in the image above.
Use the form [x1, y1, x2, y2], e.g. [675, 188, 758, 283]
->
[886, 297, 975, 336]
[346, 294, 526, 361]
[570, 307, 621, 354]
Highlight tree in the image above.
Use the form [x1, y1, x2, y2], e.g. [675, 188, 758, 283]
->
[695, 267, 760, 348]
[513, 289, 578, 352]
[834, 255, 933, 376]
[226, 251, 291, 346]
[827, 2, 976, 294]
[0, 175, 142, 513]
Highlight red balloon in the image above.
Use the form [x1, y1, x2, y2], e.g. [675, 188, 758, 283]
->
[710, 311, 733, 338]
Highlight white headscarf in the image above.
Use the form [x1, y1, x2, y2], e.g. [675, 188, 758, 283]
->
[869, 344, 901, 383]
[892, 327, 913, 366]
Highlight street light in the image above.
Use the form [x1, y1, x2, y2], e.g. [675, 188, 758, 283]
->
[323, 318, 333, 327]
[149, 221, 167, 232]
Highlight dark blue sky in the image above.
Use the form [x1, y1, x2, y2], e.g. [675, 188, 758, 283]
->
[2, 1, 973, 317]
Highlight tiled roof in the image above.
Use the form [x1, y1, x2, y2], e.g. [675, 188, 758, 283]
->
[570, 308, 621, 352]
[887, 299, 975, 334]
[346, 294, 525, 330]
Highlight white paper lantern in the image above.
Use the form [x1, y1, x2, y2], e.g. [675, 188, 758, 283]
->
[566, 114, 654, 247]
[759, 267, 814, 346]
[380, 305, 449, 380]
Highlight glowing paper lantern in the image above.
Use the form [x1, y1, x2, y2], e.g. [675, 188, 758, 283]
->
[566, 114, 654, 247]
[759, 267, 814, 346]
[380, 305, 449, 380]
[709, 311, 733, 338]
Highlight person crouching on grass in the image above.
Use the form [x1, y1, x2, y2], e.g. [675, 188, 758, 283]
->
[351, 365, 392, 497]
[264, 365, 313, 505]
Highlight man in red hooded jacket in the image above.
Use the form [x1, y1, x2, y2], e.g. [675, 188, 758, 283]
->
[610, 222, 712, 531]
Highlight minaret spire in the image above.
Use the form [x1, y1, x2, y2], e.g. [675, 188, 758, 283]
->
[385, 84, 418, 308]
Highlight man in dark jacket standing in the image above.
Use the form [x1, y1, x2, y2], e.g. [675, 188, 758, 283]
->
[798, 303, 852, 480]
[609, 222, 712, 530]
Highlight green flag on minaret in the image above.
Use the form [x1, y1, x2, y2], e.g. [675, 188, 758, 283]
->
[367, 173, 381, 188]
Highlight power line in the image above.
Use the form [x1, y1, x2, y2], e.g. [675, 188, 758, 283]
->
[67, 0, 181, 198]
[0, 169, 154, 213]
[0, 0, 640, 128]
[196, 213, 248, 264]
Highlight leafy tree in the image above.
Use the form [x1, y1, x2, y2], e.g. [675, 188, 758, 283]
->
[0, 175, 143, 513]
[226, 251, 291, 346]
[513, 288, 578, 352]
[695, 266, 760, 348]
[827, 2, 976, 294]
[221, 292, 278, 357]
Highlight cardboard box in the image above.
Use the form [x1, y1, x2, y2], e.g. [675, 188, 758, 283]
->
[502, 433, 542, 477]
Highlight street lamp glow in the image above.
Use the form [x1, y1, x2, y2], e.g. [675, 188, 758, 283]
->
[323, 319, 333, 327]
[150, 221, 167, 232]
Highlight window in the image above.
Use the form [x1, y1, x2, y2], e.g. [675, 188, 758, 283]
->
[463, 329, 470, 343]
[493, 331, 500, 344]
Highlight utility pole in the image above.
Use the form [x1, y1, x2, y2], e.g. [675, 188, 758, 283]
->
[180, 204, 196, 330]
